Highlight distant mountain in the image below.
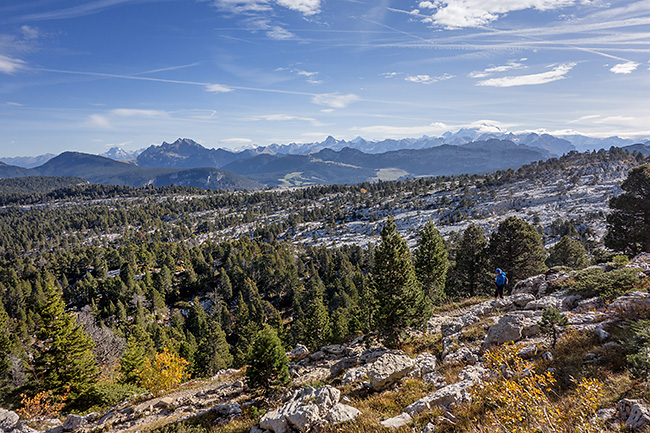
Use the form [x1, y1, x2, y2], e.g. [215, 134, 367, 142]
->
[0, 161, 36, 178]
[558, 134, 634, 152]
[0, 153, 55, 168]
[136, 138, 256, 169]
[32, 152, 262, 190]
[622, 143, 650, 156]
[101, 147, 142, 162]
[223, 139, 550, 187]
[0, 176, 88, 195]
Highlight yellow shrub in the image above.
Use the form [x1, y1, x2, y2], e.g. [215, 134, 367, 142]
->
[139, 348, 189, 394]
[472, 344, 603, 433]
[17, 388, 68, 421]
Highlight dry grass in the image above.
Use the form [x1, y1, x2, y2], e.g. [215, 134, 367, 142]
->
[432, 296, 490, 314]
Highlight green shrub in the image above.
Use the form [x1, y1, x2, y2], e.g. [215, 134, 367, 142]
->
[627, 319, 650, 381]
[86, 382, 145, 412]
[568, 267, 642, 300]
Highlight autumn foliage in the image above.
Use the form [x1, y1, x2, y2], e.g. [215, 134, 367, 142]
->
[471, 344, 603, 433]
[138, 348, 189, 394]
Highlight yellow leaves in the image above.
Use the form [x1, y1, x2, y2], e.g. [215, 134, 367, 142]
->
[138, 348, 189, 394]
[471, 345, 604, 433]
[17, 388, 69, 420]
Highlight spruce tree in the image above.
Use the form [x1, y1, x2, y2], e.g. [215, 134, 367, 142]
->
[489, 217, 547, 284]
[246, 325, 289, 392]
[372, 216, 430, 346]
[35, 284, 98, 402]
[452, 224, 491, 297]
[413, 220, 449, 303]
[301, 277, 331, 351]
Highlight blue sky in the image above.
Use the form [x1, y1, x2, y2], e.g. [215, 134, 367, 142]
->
[1, 0, 649, 156]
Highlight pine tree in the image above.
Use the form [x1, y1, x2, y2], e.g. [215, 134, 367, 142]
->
[452, 224, 491, 297]
[301, 277, 331, 351]
[413, 220, 449, 303]
[34, 284, 98, 402]
[119, 336, 147, 386]
[372, 216, 430, 346]
[246, 325, 289, 392]
[605, 164, 650, 256]
[194, 317, 232, 377]
[547, 236, 589, 269]
[489, 217, 547, 284]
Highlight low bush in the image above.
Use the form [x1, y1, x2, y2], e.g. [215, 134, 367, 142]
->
[568, 267, 643, 300]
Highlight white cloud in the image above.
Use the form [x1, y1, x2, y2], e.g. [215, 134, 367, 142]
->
[275, 0, 320, 15]
[253, 113, 324, 126]
[267, 26, 297, 40]
[610, 61, 639, 74]
[405, 73, 453, 84]
[415, 0, 577, 28]
[205, 83, 235, 93]
[20, 26, 39, 40]
[0, 55, 26, 74]
[353, 122, 449, 137]
[311, 93, 360, 109]
[220, 138, 253, 144]
[381, 72, 401, 78]
[88, 114, 112, 129]
[476, 62, 576, 87]
[111, 109, 169, 118]
[468, 60, 527, 78]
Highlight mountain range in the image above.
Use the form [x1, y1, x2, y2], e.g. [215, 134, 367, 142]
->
[1, 130, 649, 191]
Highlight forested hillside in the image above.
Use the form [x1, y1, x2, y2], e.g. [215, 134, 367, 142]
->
[0, 146, 649, 433]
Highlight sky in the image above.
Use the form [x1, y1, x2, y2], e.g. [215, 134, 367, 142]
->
[1, 0, 650, 157]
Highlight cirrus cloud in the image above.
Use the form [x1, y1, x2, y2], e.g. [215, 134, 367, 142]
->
[476, 62, 576, 87]
[0, 55, 26, 74]
[205, 83, 235, 93]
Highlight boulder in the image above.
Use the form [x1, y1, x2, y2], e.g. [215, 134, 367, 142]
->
[573, 297, 605, 313]
[458, 364, 489, 383]
[415, 353, 437, 375]
[288, 344, 310, 359]
[627, 403, 650, 431]
[443, 346, 479, 365]
[441, 317, 465, 337]
[493, 293, 537, 311]
[483, 311, 542, 347]
[518, 344, 538, 359]
[324, 404, 361, 424]
[524, 291, 581, 311]
[404, 380, 473, 415]
[341, 367, 367, 384]
[366, 353, 417, 391]
[329, 357, 359, 377]
[257, 385, 359, 433]
[62, 414, 87, 431]
[607, 291, 650, 318]
[625, 253, 650, 274]
[422, 371, 447, 388]
[512, 275, 548, 297]
[0, 408, 20, 432]
[380, 412, 412, 429]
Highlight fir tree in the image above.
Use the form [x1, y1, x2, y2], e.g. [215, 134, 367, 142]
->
[413, 220, 449, 303]
[372, 216, 430, 346]
[301, 276, 331, 351]
[246, 325, 289, 392]
[34, 284, 98, 402]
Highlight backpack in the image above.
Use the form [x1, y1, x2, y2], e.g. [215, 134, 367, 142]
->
[496, 272, 506, 285]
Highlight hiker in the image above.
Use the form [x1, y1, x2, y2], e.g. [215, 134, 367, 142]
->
[494, 268, 508, 299]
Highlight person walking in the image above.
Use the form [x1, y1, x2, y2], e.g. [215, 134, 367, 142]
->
[494, 268, 508, 299]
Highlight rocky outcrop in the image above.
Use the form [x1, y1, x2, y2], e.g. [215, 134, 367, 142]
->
[256, 386, 360, 433]
[483, 311, 542, 347]
[366, 353, 417, 391]
[0, 408, 37, 433]
[618, 399, 650, 431]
